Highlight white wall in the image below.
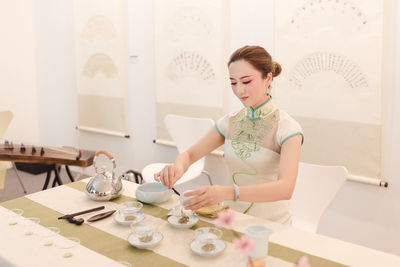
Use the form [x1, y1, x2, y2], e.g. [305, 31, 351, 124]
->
[0, 0, 39, 144]
[6, 0, 400, 255]
[228, 0, 275, 112]
[32, 0, 230, 181]
[318, 0, 400, 254]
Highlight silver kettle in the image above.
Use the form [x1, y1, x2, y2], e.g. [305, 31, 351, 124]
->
[85, 150, 124, 201]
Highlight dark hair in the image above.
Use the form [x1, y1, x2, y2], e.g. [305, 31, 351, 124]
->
[228, 45, 282, 78]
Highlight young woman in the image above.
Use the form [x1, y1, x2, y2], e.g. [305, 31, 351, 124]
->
[155, 45, 303, 224]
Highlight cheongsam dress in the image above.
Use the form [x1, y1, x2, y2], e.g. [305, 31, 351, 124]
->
[216, 97, 303, 224]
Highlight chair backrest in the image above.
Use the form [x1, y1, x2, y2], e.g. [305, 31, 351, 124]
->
[290, 162, 348, 233]
[0, 111, 13, 138]
[164, 114, 214, 153]
[0, 111, 13, 175]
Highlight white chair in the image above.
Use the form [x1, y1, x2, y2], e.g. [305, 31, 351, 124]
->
[142, 114, 215, 186]
[0, 110, 13, 138]
[0, 110, 27, 193]
[290, 162, 348, 233]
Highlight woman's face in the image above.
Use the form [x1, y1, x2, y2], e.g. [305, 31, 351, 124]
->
[229, 59, 272, 109]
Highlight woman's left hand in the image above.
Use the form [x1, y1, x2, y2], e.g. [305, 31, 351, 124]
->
[183, 185, 229, 210]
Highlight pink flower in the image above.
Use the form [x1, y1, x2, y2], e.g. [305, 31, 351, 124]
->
[233, 235, 255, 257]
[296, 256, 312, 267]
[215, 209, 236, 229]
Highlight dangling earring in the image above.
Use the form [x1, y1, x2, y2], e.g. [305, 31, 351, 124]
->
[268, 80, 273, 96]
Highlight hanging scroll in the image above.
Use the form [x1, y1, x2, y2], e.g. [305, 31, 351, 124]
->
[74, 0, 129, 138]
[275, 0, 383, 178]
[154, 0, 228, 141]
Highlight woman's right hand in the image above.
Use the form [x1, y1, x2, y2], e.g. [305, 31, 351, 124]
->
[154, 165, 183, 189]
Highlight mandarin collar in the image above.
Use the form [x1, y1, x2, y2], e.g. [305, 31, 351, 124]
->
[245, 97, 275, 120]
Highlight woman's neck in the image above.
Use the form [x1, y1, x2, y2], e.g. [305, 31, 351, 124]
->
[250, 94, 271, 110]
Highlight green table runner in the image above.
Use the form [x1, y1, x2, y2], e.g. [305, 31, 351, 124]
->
[68, 181, 348, 267]
[0, 196, 186, 267]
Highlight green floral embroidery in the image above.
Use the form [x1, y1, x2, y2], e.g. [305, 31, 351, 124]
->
[230, 105, 277, 214]
[231, 112, 271, 159]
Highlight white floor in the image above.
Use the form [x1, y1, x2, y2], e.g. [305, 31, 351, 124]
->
[0, 165, 88, 203]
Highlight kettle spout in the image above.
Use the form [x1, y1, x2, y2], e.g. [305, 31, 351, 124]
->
[111, 174, 124, 192]
[118, 173, 130, 181]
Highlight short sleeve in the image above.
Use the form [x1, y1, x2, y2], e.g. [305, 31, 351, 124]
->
[276, 112, 304, 146]
[215, 114, 230, 139]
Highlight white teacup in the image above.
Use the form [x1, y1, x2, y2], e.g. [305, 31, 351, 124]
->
[195, 227, 222, 243]
[119, 201, 142, 221]
[5, 209, 23, 226]
[21, 217, 40, 236]
[179, 190, 198, 208]
[55, 236, 80, 259]
[131, 225, 154, 243]
[36, 226, 60, 247]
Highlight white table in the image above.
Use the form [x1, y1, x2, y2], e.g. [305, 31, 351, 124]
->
[1, 178, 399, 267]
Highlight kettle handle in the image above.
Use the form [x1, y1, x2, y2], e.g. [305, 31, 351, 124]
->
[93, 150, 116, 176]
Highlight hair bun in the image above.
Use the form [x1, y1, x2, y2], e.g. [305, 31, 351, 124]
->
[271, 61, 282, 77]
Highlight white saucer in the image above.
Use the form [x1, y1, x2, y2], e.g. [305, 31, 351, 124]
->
[128, 232, 163, 249]
[114, 212, 145, 226]
[167, 214, 199, 229]
[190, 238, 226, 257]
